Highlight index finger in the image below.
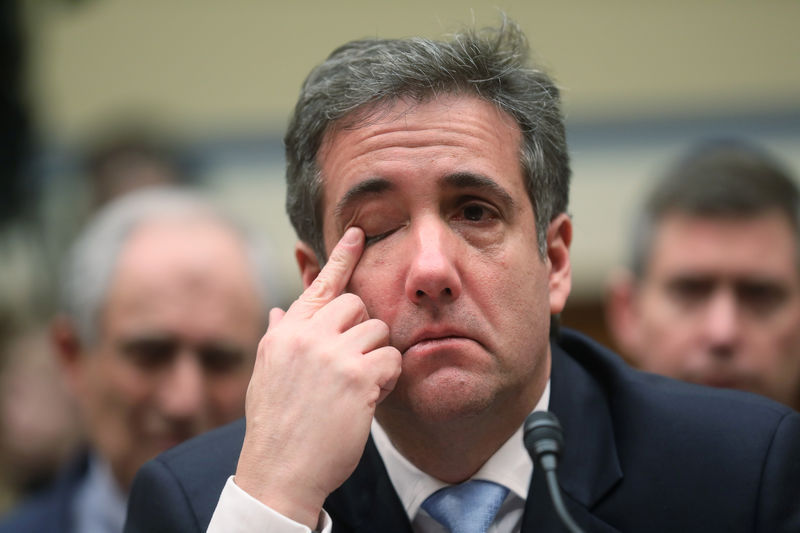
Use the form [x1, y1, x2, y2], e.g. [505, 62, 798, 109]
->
[297, 226, 365, 312]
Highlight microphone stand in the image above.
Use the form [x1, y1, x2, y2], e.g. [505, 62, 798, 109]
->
[523, 411, 585, 533]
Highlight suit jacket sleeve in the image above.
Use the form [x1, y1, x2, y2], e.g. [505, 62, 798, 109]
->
[757, 410, 800, 533]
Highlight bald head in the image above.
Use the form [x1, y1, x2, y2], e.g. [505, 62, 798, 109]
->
[54, 187, 277, 489]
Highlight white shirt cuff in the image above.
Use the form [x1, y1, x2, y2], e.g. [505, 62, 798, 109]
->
[207, 476, 332, 533]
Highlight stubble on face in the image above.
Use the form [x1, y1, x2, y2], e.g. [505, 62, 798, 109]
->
[316, 95, 557, 430]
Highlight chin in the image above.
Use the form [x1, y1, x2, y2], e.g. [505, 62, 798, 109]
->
[393, 370, 496, 423]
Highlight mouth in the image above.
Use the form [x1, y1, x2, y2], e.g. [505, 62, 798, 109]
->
[146, 428, 197, 451]
[401, 328, 479, 357]
[152, 434, 187, 451]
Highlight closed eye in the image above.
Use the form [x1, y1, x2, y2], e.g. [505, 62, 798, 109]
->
[364, 227, 399, 246]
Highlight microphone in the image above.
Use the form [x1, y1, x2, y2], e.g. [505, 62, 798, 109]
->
[523, 411, 585, 533]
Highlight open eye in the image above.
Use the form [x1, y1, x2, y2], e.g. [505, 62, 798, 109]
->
[119, 337, 178, 370]
[463, 204, 486, 221]
[456, 201, 499, 223]
[665, 277, 713, 307]
[737, 281, 788, 316]
[198, 344, 246, 374]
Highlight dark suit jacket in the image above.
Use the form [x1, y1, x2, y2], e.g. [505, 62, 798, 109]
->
[0, 453, 89, 533]
[124, 329, 800, 532]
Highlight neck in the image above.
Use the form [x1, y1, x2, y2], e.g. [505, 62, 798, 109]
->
[376, 373, 547, 483]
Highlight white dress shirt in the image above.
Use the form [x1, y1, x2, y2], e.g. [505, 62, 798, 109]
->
[73, 453, 128, 533]
[208, 382, 550, 533]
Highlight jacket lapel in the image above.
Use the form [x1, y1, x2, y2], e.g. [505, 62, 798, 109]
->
[326, 331, 624, 533]
[522, 337, 623, 532]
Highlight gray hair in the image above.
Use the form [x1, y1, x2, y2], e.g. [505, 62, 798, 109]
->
[60, 186, 282, 345]
[628, 138, 800, 278]
[284, 18, 570, 260]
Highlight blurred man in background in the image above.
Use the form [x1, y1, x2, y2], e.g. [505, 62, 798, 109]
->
[0, 325, 82, 509]
[606, 139, 800, 412]
[0, 186, 281, 532]
[0, 129, 189, 512]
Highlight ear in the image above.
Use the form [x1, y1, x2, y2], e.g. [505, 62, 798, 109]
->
[295, 241, 322, 290]
[50, 315, 85, 395]
[604, 268, 642, 359]
[546, 213, 573, 315]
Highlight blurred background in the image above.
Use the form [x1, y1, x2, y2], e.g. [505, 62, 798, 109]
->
[1, 0, 798, 511]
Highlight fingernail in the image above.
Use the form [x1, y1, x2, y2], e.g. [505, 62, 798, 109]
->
[343, 227, 361, 244]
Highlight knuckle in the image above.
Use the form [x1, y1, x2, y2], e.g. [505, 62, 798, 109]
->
[305, 276, 336, 301]
[337, 357, 364, 385]
[337, 292, 365, 311]
[328, 241, 355, 267]
[367, 318, 390, 339]
[256, 333, 276, 358]
[385, 346, 402, 366]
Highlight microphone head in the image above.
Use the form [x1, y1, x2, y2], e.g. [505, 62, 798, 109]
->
[523, 411, 565, 462]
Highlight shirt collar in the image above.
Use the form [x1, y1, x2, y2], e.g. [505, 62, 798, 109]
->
[372, 380, 550, 519]
[73, 453, 128, 533]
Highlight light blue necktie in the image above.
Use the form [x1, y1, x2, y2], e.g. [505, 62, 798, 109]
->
[421, 480, 509, 533]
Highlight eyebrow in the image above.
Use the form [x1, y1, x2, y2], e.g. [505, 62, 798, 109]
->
[333, 171, 518, 223]
[334, 177, 395, 222]
[442, 172, 517, 210]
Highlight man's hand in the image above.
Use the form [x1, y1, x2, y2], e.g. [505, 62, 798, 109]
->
[234, 227, 402, 528]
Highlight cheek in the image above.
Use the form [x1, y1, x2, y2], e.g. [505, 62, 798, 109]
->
[77, 358, 147, 441]
[496, 248, 547, 308]
[635, 314, 698, 373]
[206, 374, 251, 421]
[348, 254, 405, 320]
[747, 313, 800, 366]
[476, 253, 548, 345]
[640, 317, 694, 359]
[638, 292, 697, 340]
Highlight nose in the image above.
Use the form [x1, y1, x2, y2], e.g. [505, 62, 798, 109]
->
[158, 351, 205, 420]
[404, 219, 462, 305]
[702, 288, 740, 356]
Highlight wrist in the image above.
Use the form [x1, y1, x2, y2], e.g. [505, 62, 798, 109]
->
[234, 456, 327, 529]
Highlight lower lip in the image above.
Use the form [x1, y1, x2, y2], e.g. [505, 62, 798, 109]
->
[404, 337, 476, 358]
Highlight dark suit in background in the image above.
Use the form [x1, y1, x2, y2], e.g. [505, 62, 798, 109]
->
[124, 330, 800, 533]
[0, 454, 88, 533]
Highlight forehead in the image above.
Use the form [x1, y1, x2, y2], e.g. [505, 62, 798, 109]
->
[648, 211, 800, 279]
[317, 95, 524, 217]
[116, 218, 252, 280]
[103, 219, 262, 326]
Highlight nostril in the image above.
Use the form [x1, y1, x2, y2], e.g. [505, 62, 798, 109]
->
[416, 289, 425, 297]
[443, 287, 452, 296]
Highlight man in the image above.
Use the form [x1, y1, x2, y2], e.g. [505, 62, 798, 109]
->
[606, 140, 800, 412]
[0, 186, 280, 532]
[125, 22, 800, 533]
[0, 131, 182, 513]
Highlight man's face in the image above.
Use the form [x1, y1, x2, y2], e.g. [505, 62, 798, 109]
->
[311, 95, 572, 427]
[627, 211, 800, 408]
[69, 219, 265, 489]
